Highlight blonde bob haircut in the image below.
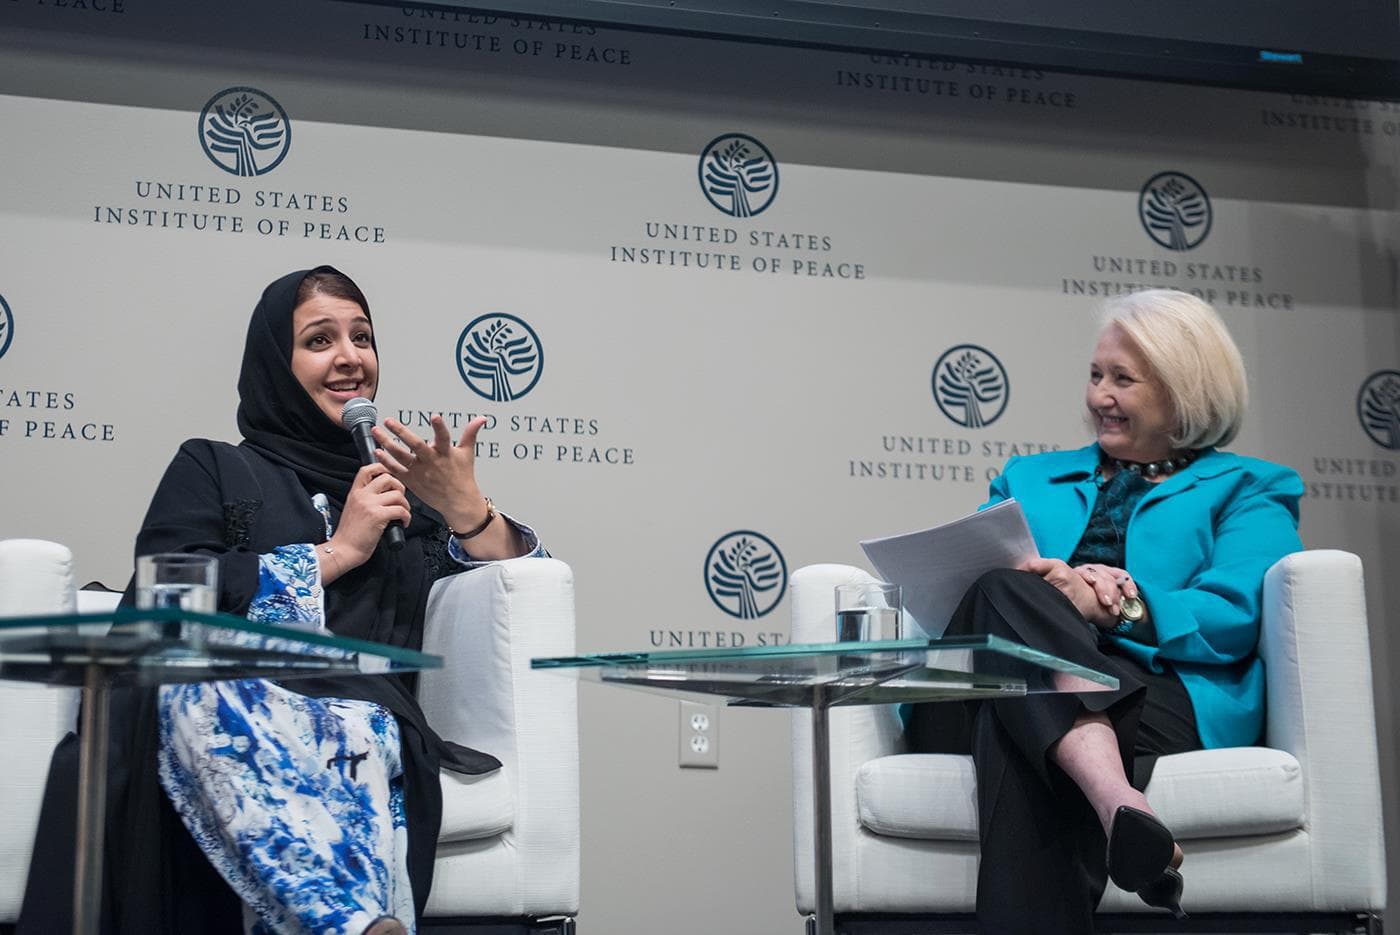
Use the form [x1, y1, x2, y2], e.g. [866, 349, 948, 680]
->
[1100, 289, 1248, 450]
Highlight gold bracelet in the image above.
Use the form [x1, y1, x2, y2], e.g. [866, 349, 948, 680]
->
[320, 543, 343, 578]
[449, 497, 497, 541]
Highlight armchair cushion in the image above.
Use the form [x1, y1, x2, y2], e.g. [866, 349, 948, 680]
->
[438, 768, 515, 844]
[857, 747, 1304, 843]
[1142, 746, 1304, 839]
[857, 755, 978, 842]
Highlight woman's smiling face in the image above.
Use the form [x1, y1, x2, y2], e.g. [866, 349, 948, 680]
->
[289, 292, 379, 426]
[1086, 323, 1176, 463]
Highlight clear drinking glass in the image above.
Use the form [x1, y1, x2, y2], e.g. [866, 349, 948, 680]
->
[135, 553, 218, 614]
[834, 581, 902, 642]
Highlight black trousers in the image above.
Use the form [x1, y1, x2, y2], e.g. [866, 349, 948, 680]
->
[906, 569, 1201, 935]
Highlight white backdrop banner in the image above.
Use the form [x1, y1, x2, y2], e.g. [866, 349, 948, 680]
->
[1, 3, 1396, 932]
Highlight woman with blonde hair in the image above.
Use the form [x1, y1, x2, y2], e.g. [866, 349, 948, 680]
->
[909, 289, 1302, 933]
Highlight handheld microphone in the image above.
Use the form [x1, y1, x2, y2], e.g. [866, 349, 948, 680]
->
[341, 396, 405, 551]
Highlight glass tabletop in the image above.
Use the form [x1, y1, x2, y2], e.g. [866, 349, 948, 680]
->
[532, 635, 1118, 707]
[0, 607, 441, 687]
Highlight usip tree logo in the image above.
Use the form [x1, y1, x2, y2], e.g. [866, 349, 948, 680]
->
[1139, 171, 1211, 251]
[705, 531, 788, 620]
[0, 294, 13, 361]
[456, 313, 544, 402]
[699, 133, 778, 218]
[932, 344, 1009, 428]
[199, 87, 291, 177]
[1358, 370, 1400, 450]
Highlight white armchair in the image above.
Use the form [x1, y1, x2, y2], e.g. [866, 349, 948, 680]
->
[0, 539, 579, 934]
[0, 538, 85, 927]
[790, 550, 1385, 934]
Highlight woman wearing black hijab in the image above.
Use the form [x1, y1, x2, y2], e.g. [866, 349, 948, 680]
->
[22, 267, 542, 935]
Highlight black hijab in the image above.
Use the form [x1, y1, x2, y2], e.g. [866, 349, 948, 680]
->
[235, 265, 448, 648]
[236, 265, 365, 499]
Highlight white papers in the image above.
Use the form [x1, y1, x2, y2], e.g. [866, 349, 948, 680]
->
[859, 499, 1040, 638]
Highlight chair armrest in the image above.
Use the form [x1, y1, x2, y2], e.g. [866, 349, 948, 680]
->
[418, 557, 579, 909]
[790, 564, 908, 910]
[1261, 549, 1386, 910]
[0, 539, 80, 921]
[0, 538, 77, 616]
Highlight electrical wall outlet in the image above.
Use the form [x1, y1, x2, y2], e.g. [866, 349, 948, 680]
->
[678, 700, 719, 769]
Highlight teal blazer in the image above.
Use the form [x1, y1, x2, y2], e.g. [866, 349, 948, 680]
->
[985, 444, 1303, 749]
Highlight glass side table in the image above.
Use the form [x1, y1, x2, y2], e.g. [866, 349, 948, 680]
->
[534, 635, 1117, 935]
[0, 607, 443, 935]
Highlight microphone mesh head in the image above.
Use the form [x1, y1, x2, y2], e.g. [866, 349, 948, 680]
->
[341, 396, 379, 430]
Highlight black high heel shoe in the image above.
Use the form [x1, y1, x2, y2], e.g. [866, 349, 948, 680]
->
[1107, 805, 1187, 920]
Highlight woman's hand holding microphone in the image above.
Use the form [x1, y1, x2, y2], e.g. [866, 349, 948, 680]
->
[319, 463, 412, 584]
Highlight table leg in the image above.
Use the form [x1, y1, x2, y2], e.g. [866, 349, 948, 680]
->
[811, 693, 834, 935]
[73, 664, 110, 935]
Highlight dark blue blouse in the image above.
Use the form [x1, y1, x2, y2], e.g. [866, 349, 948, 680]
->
[1068, 468, 1156, 643]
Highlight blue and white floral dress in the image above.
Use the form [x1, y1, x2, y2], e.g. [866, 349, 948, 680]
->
[157, 496, 543, 935]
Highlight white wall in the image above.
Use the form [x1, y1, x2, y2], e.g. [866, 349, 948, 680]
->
[1, 3, 1396, 931]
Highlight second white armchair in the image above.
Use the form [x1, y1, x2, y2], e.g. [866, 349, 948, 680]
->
[790, 550, 1385, 934]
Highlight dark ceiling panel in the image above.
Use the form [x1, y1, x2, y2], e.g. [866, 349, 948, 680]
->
[338, 0, 1400, 98]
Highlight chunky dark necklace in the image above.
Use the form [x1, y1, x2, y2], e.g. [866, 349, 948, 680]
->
[1100, 449, 1198, 480]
